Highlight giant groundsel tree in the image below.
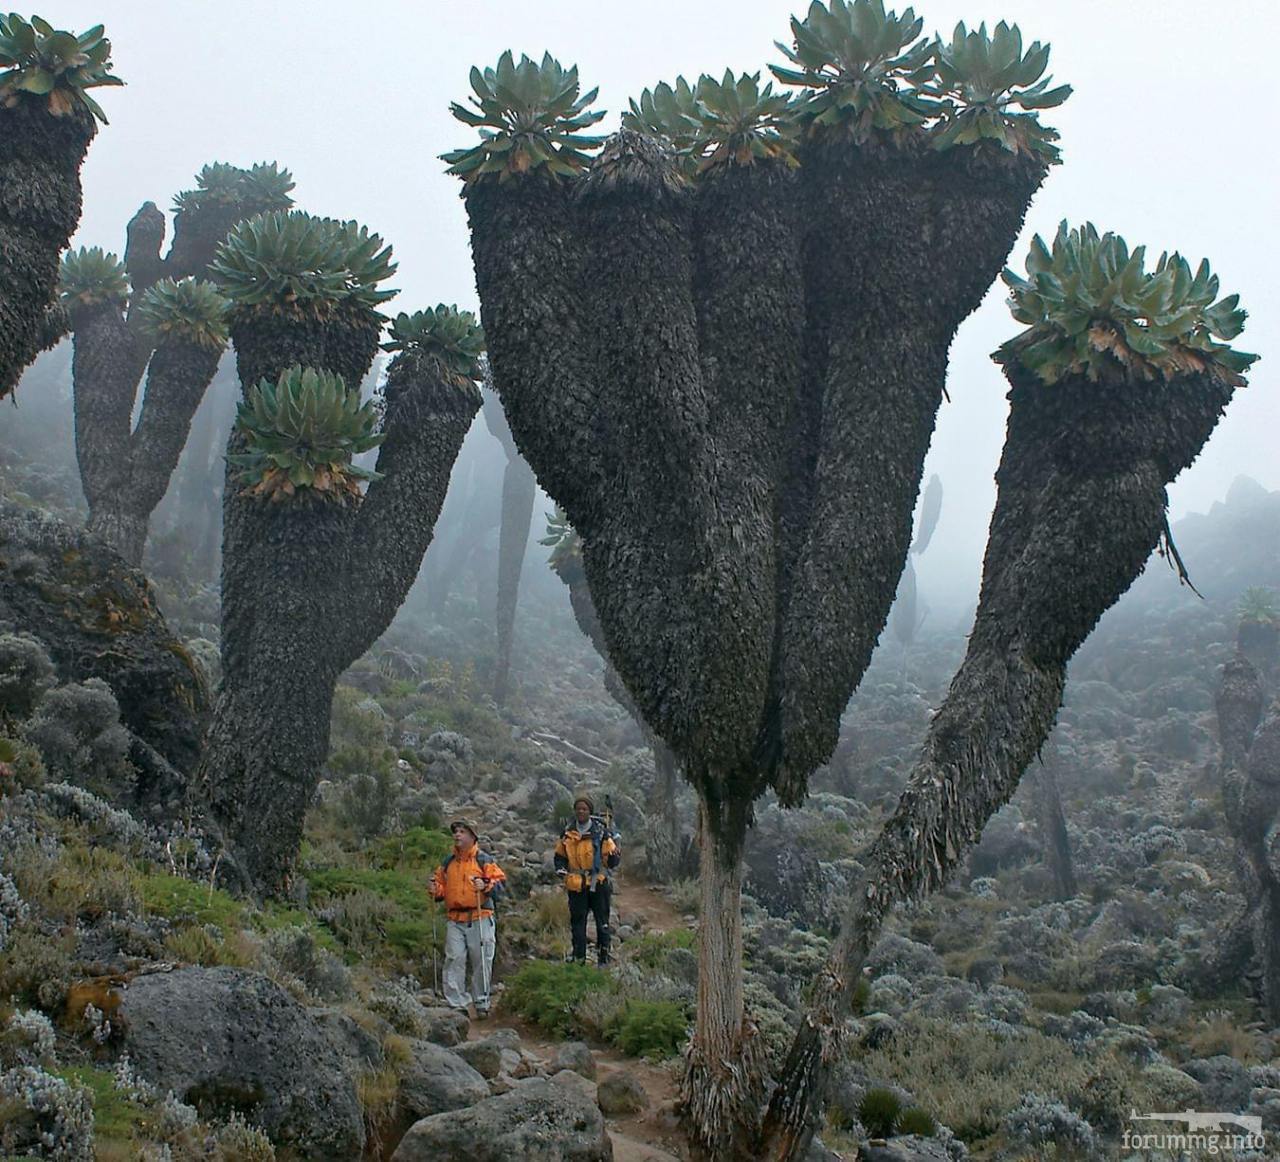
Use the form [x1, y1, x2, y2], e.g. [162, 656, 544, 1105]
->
[60, 163, 294, 564]
[450, 7, 1257, 1158]
[449, 12, 1065, 1154]
[0, 13, 119, 400]
[194, 210, 482, 892]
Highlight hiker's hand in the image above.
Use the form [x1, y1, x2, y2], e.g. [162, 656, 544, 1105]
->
[471, 876, 487, 891]
[556, 868, 566, 877]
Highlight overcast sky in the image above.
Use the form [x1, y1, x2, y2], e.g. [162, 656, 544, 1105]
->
[55, 0, 1278, 607]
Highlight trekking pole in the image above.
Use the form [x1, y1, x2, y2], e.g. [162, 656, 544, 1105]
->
[475, 872, 494, 1010]
[431, 901, 440, 996]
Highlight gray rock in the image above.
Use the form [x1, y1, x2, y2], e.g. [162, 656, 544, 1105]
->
[598, 1071, 648, 1116]
[454, 1038, 504, 1080]
[1182, 1055, 1253, 1111]
[861, 1136, 955, 1162]
[550, 1067, 599, 1103]
[313, 1007, 384, 1070]
[119, 966, 362, 1158]
[553, 1040, 596, 1080]
[398, 1038, 489, 1120]
[421, 1006, 470, 1046]
[391, 1075, 613, 1161]
[0, 500, 210, 804]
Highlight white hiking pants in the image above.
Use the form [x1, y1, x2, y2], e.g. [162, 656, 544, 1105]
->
[443, 915, 495, 1012]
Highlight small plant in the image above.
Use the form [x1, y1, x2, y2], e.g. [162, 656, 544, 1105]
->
[21, 677, 134, 799]
[541, 507, 583, 583]
[135, 278, 230, 352]
[230, 366, 384, 503]
[443, 51, 606, 182]
[604, 998, 689, 1060]
[504, 960, 615, 1036]
[0, 14, 122, 122]
[59, 245, 129, 310]
[896, 1105, 936, 1136]
[857, 1086, 905, 1137]
[0, 633, 55, 723]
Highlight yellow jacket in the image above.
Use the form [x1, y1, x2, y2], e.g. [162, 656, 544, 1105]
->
[554, 822, 619, 893]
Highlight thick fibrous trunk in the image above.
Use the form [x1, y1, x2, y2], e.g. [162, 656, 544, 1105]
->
[68, 198, 238, 566]
[760, 368, 1234, 1160]
[769, 145, 1043, 795]
[1216, 654, 1280, 1019]
[72, 308, 222, 566]
[197, 320, 479, 893]
[0, 102, 95, 400]
[1028, 759, 1077, 900]
[681, 796, 763, 1162]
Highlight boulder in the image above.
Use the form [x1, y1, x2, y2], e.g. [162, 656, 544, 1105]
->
[0, 501, 209, 798]
[860, 1136, 956, 1162]
[119, 966, 363, 1158]
[553, 1040, 596, 1080]
[598, 1071, 648, 1116]
[1182, 1055, 1253, 1112]
[398, 1038, 489, 1119]
[455, 1036, 507, 1080]
[392, 1076, 612, 1161]
[420, 1005, 470, 1046]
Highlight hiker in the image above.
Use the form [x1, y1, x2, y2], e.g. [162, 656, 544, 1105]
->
[554, 795, 620, 965]
[430, 820, 506, 1017]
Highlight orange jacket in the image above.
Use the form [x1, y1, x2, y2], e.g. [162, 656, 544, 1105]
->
[431, 846, 506, 921]
[554, 823, 619, 893]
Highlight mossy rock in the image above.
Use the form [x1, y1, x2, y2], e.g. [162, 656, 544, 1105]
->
[0, 500, 210, 793]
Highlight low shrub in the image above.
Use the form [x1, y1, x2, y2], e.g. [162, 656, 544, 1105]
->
[504, 961, 614, 1037]
[896, 1106, 936, 1137]
[858, 1087, 904, 1138]
[604, 999, 688, 1060]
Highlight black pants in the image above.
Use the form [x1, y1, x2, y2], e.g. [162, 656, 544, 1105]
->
[568, 881, 611, 964]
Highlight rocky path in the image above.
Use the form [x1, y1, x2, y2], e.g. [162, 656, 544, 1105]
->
[468, 877, 689, 1160]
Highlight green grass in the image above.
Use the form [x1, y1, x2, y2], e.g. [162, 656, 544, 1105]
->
[504, 961, 615, 1037]
[626, 928, 695, 971]
[53, 1065, 146, 1147]
[371, 826, 453, 870]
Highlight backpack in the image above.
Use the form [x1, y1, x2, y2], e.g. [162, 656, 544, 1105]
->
[440, 850, 506, 913]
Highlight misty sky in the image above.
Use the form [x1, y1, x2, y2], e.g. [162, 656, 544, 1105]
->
[52, 0, 1279, 608]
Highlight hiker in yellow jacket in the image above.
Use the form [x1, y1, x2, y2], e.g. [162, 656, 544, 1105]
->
[554, 796, 620, 965]
[431, 820, 506, 1016]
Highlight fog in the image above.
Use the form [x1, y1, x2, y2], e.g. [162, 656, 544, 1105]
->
[34, 0, 1280, 615]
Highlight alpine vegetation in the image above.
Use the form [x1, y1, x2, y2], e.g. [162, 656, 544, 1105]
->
[0, 13, 120, 400]
[196, 216, 481, 892]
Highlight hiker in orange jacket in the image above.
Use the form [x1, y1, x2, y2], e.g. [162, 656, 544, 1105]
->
[554, 796, 620, 965]
[431, 820, 507, 1016]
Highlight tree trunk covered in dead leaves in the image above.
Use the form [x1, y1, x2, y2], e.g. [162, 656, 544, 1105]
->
[468, 130, 1044, 1159]
[0, 101, 95, 401]
[195, 311, 479, 894]
[759, 367, 1234, 1160]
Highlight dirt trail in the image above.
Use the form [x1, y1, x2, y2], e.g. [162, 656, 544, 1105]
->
[474, 875, 690, 1160]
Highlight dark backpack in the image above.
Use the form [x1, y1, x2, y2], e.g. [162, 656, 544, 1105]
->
[440, 850, 507, 912]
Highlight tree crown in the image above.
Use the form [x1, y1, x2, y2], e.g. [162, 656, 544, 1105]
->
[172, 161, 295, 221]
[135, 278, 230, 352]
[0, 13, 122, 122]
[625, 71, 799, 174]
[443, 50, 606, 182]
[382, 306, 485, 384]
[210, 210, 397, 316]
[230, 365, 384, 503]
[59, 245, 128, 309]
[998, 221, 1258, 387]
[1238, 587, 1278, 627]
